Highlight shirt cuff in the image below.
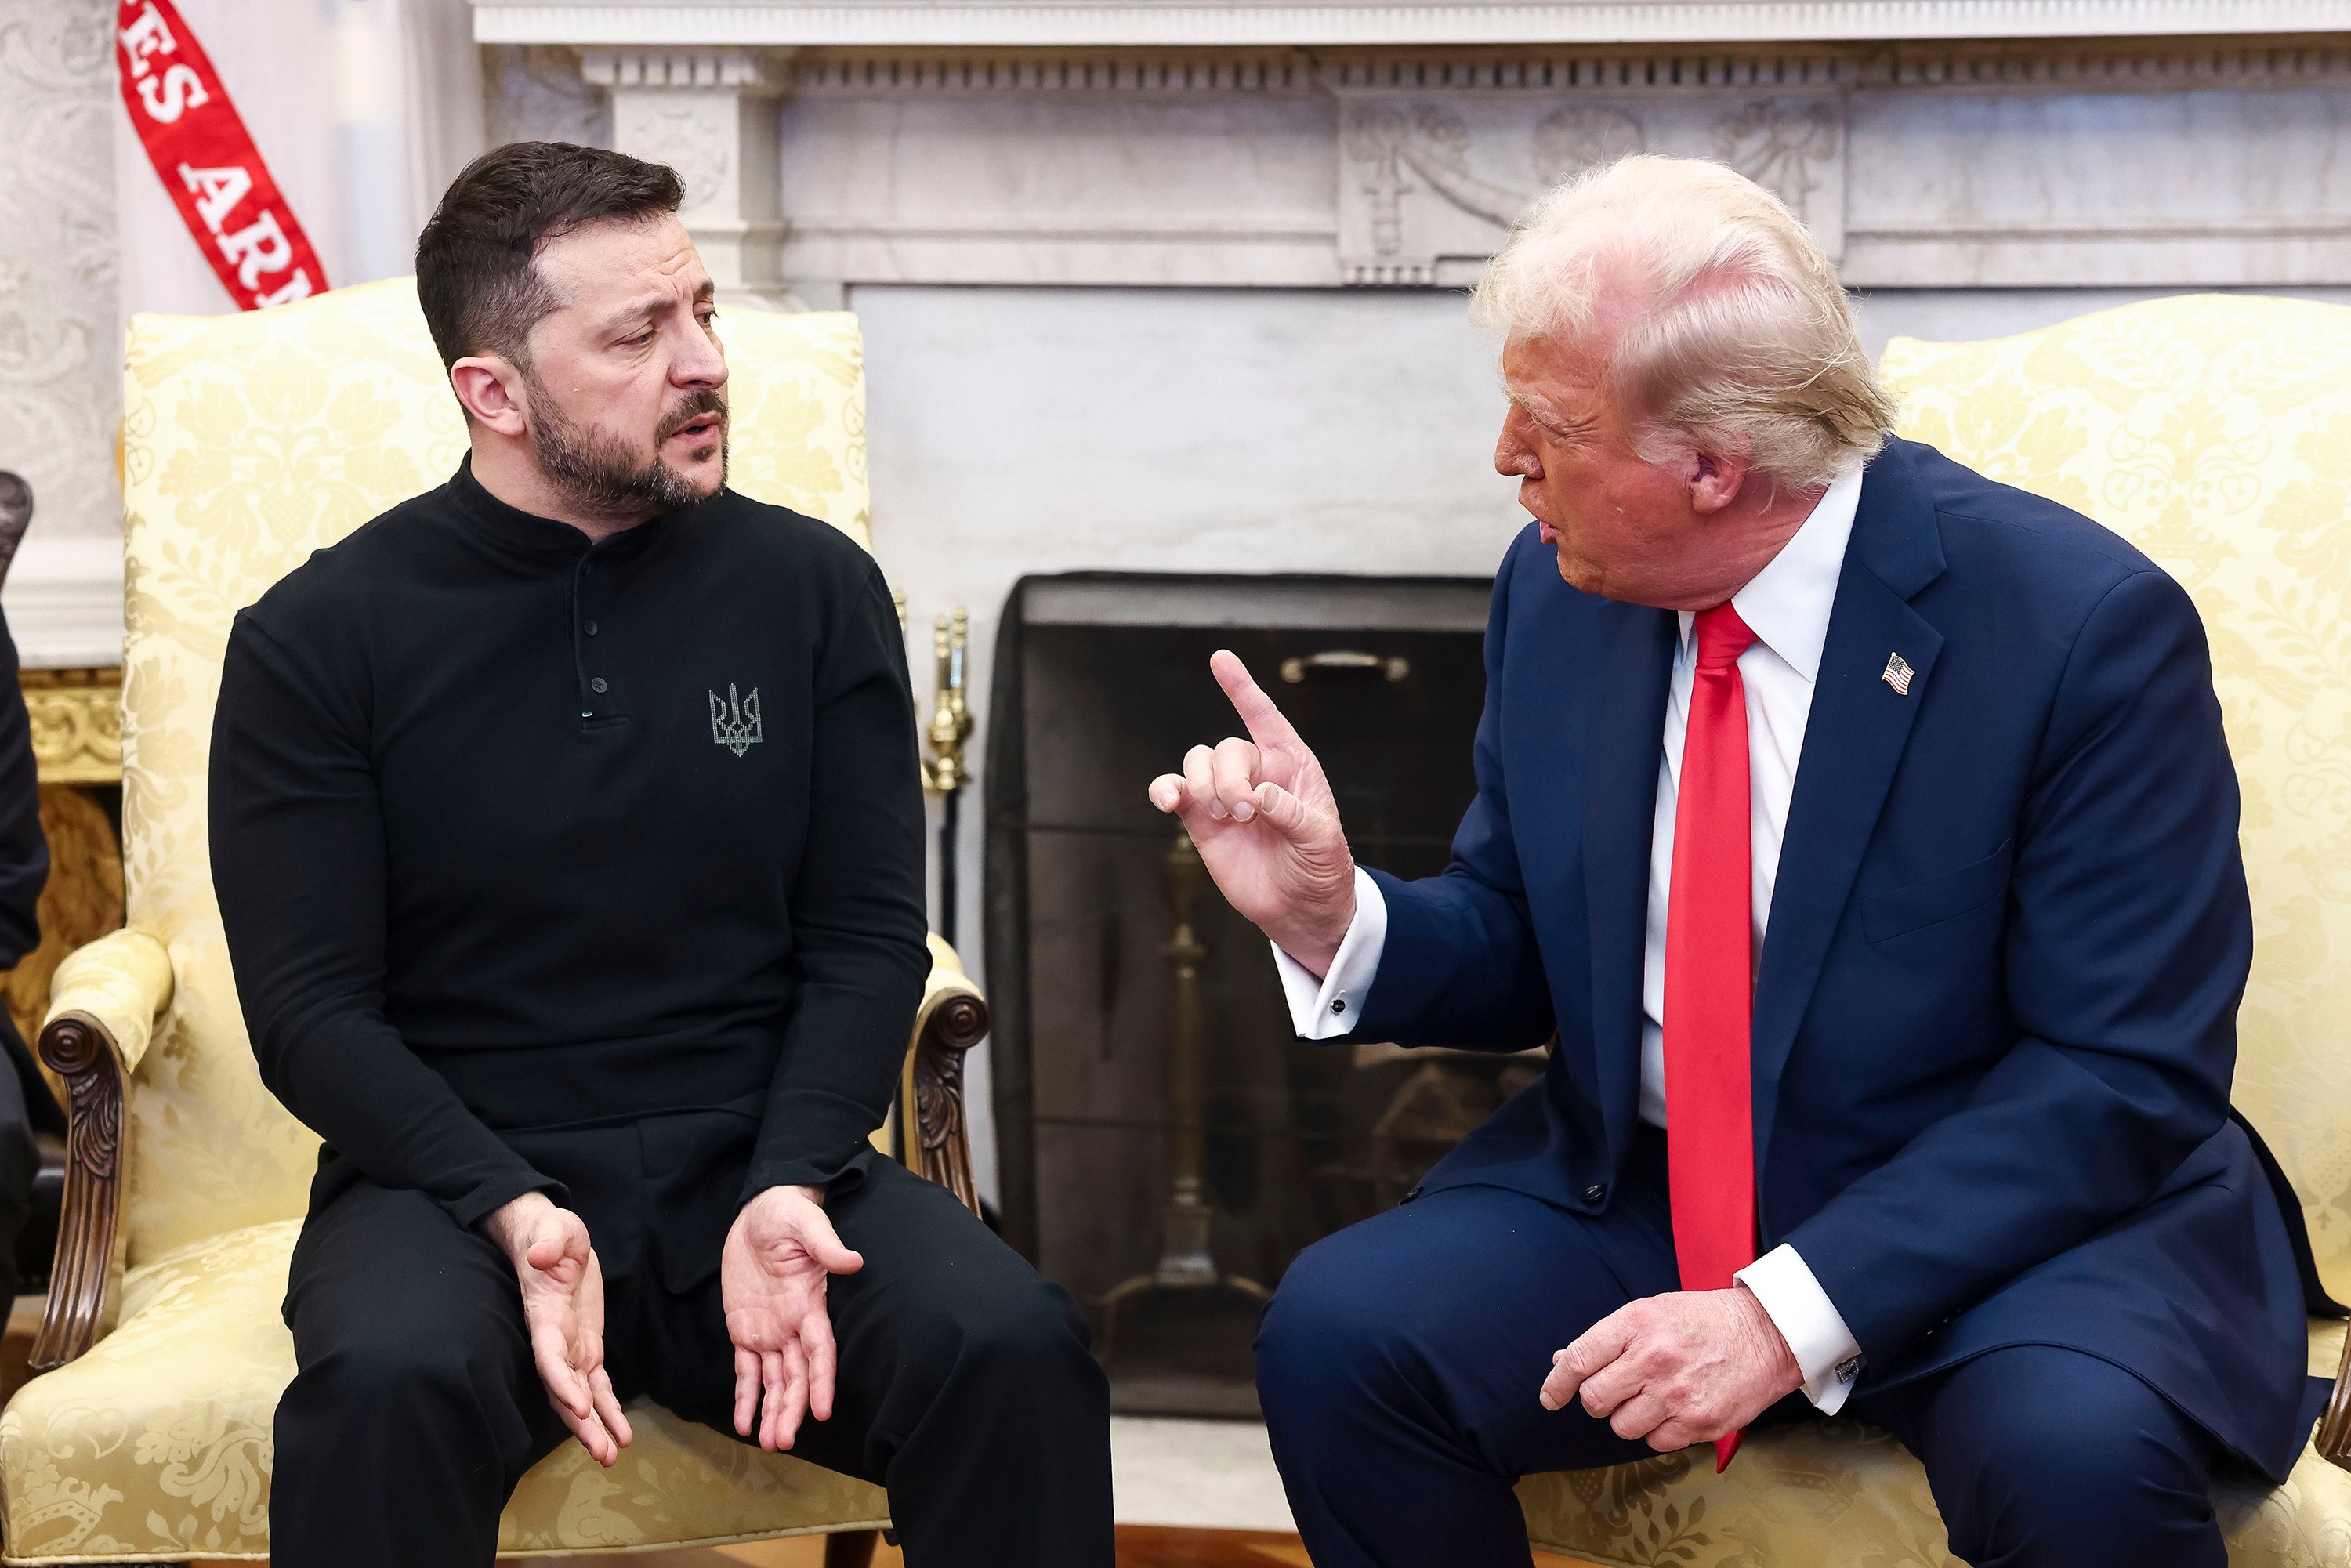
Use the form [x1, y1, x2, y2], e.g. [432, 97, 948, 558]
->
[447, 1168, 570, 1233]
[1735, 1243, 1866, 1414]
[1270, 867, 1386, 1040]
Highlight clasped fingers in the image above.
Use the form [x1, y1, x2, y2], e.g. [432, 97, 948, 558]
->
[1175, 738, 1266, 824]
[1540, 1292, 1784, 1451]
[1209, 736, 1264, 821]
[1567, 1337, 1650, 1422]
[1539, 1303, 1637, 1412]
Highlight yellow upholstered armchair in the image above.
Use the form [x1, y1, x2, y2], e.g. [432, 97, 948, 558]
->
[1516, 293, 2351, 1566]
[0, 278, 986, 1563]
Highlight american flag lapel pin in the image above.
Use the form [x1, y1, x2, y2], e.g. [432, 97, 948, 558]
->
[1881, 652, 1915, 696]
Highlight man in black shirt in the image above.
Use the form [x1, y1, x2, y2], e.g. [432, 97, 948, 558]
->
[210, 143, 1111, 1568]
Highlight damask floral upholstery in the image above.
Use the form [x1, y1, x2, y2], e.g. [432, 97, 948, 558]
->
[1520, 293, 2351, 1566]
[0, 277, 910, 1562]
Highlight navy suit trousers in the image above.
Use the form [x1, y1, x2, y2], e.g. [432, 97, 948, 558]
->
[1256, 1133, 2240, 1568]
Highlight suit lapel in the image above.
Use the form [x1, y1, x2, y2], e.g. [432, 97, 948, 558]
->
[1580, 599, 1677, 1143]
[1751, 443, 1947, 1164]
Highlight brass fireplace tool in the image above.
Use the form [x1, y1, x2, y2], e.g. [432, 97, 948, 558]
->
[922, 609, 973, 944]
[1098, 830, 1270, 1358]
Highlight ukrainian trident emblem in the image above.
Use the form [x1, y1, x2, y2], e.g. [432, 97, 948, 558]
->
[708, 683, 763, 756]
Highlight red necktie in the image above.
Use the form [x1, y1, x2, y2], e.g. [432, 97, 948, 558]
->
[1662, 603, 1761, 1472]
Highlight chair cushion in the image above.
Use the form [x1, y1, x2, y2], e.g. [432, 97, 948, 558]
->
[0, 1220, 889, 1562]
[1518, 1321, 2351, 1568]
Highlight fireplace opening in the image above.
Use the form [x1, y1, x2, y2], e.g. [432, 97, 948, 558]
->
[985, 574, 1537, 1417]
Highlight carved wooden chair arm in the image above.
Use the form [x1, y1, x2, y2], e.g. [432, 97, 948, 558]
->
[31, 927, 174, 1373]
[906, 933, 987, 1219]
[2320, 1324, 2351, 1471]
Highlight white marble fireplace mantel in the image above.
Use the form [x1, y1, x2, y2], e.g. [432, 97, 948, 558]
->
[473, 1, 2351, 47]
[473, 1, 2351, 305]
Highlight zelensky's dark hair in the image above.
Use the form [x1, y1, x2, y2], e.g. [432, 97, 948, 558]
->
[415, 142, 684, 373]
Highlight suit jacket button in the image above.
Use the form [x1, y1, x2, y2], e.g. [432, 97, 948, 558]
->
[1583, 1183, 1607, 1204]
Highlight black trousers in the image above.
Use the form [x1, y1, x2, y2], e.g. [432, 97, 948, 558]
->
[1257, 1133, 2237, 1568]
[273, 1157, 1114, 1567]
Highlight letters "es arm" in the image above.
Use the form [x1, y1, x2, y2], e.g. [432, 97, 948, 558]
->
[114, 0, 330, 312]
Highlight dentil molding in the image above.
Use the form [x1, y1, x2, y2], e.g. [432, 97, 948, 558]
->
[471, 1, 2351, 47]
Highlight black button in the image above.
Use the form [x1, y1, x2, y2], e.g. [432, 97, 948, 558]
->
[1330, 998, 1346, 1015]
[590, 677, 607, 693]
[1582, 1183, 1607, 1204]
[584, 619, 600, 636]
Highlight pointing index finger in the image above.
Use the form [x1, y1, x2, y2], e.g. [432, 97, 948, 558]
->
[1210, 650, 1299, 749]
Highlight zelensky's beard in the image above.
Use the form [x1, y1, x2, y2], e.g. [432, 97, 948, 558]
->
[527, 378, 728, 523]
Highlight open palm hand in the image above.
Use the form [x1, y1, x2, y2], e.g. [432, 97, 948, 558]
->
[487, 1193, 632, 1466]
[723, 1185, 864, 1452]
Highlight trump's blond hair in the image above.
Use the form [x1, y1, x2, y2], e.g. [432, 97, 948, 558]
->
[1469, 154, 1894, 492]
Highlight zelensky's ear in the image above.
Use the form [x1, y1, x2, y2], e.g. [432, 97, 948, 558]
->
[450, 355, 528, 435]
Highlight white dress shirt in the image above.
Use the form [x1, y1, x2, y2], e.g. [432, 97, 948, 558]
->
[1273, 467, 1870, 1413]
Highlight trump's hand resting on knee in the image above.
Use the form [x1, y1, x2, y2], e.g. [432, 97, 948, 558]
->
[1145, 649, 1357, 975]
[724, 1184, 865, 1453]
[484, 1191, 634, 1466]
[1541, 1288, 1802, 1450]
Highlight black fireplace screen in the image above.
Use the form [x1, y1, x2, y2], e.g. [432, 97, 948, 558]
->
[986, 574, 1538, 1416]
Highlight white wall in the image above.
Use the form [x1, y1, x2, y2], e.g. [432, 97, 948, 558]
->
[0, 1, 118, 541]
[862, 279, 2351, 1205]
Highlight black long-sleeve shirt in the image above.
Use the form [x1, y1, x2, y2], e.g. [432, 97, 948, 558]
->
[210, 460, 929, 1280]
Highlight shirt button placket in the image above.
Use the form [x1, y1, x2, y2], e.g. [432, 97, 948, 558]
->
[576, 554, 605, 719]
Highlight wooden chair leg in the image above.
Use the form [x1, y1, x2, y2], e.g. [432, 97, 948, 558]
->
[824, 1528, 881, 1568]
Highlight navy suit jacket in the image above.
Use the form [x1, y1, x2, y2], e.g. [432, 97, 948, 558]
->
[1348, 438, 2328, 1479]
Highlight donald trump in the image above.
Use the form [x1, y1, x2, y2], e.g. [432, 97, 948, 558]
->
[1150, 156, 2327, 1567]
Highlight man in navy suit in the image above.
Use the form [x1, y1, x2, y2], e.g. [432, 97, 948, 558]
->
[1148, 156, 2332, 1566]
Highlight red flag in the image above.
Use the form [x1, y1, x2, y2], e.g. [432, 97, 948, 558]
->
[115, 0, 329, 311]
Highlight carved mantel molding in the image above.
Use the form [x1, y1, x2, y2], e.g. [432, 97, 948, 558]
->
[472, 1, 2351, 296]
[580, 48, 790, 304]
[473, 1, 2351, 47]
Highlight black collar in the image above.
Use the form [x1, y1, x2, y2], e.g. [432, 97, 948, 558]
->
[447, 454, 671, 566]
